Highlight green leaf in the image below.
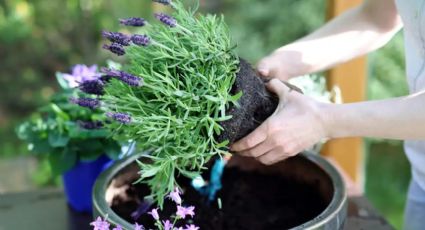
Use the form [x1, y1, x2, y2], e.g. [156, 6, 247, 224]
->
[216, 140, 229, 148]
[55, 72, 71, 90]
[104, 141, 122, 160]
[50, 103, 70, 121]
[48, 131, 70, 147]
[48, 148, 77, 175]
[78, 140, 104, 162]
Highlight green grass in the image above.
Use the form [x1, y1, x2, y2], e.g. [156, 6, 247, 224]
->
[365, 140, 411, 230]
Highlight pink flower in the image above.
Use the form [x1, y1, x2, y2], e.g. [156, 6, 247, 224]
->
[163, 220, 173, 230]
[134, 223, 145, 230]
[148, 208, 160, 220]
[174, 227, 184, 230]
[62, 64, 101, 87]
[167, 187, 182, 204]
[176, 205, 195, 219]
[112, 225, 123, 230]
[90, 216, 110, 230]
[184, 225, 199, 230]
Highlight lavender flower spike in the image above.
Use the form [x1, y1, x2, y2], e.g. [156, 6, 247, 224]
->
[101, 67, 142, 87]
[154, 13, 177, 27]
[163, 220, 173, 230]
[119, 17, 146, 27]
[79, 79, 104, 95]
[112, 225, 123, 230]
[70, 97, 100, 109]
[103, 43, 126, 56]
[106, 112, 132, 124]
[78, 120, 104, 130]
[167, 187, 182, 204]
[131, 34, 151, 47]
[102, 31, 131, 46]
[153, 0, 171, 5]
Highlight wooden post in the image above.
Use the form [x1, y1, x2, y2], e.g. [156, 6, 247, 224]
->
[321, 0, 366, 191]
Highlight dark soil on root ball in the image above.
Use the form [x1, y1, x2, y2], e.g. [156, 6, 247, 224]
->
[216, 58, 302, 144]
[110, 166, 328, 230]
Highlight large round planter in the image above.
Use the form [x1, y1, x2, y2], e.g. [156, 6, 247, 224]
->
[93, 152, 347, 229]
[63, 155, 113, 212]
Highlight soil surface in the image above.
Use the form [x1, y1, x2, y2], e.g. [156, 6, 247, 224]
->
[217, 58, 301, 144]
[110, 166, 328, 230]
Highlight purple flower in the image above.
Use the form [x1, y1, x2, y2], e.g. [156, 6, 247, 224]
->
[154, 13, 176, 27]
[174, 227, 184, 230]
[176, 206, 195, 219]
[153, 0, 171, 5]
[77, 120, 104, 130]
[167, 187, 182, 204]
[90, 216, 110, 230]
[62, 64, 101, 88]
[101, 67, 142, 87]
[106, 112, 132, 124]
[102, 31, 131, 46]
[79, 79, 105, 95]
[148, 208, 159, 220]
[112, 225, 123, 230]
[131, 34, 151, 47]
[103, 43, 126, 56]
[70, 97, 100, 109]
[184, 225, 199, 230]
[163, 220, 173, 230]
[119, 17, 147, 27]
[133, 223, 145, 230]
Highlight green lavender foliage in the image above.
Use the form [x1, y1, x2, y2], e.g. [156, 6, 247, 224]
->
[102, 0, 240, 206]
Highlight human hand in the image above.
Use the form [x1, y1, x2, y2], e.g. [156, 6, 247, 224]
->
[230, 79, 329, 165]
[257, 48, 303, 81]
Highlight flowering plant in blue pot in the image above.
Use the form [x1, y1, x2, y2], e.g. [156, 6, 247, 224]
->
[16, 64, 122, 212]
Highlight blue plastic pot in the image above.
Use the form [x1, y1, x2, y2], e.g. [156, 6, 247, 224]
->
[62, 155, 113, 213]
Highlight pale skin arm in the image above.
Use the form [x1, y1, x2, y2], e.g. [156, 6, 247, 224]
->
[256, 0, 402, 80]
[230, 0, 425, 165]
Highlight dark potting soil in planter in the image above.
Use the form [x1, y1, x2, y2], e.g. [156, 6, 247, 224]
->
[110, 166, 328, 230]
[217, 59, 302, 144]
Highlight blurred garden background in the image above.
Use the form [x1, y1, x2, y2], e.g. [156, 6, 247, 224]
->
[0, 0, 410, 229]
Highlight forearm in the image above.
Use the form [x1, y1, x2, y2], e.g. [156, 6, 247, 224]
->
[272, 2, 401, 77]
[323, 91, 425, 140]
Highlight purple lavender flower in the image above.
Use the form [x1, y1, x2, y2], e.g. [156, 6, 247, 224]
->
[167, 187, 182, 204]
[119, 17, 147, 27]
[112, 225, 123, 230]
[176, 206, 195, 219]
[184, 225, 200, 230]
[153, 0, 171, 5]
[78, 120, 104, 130]
[134, 223, 145, 230]
[103, 43, 126, 56]
[102, 31, 131, 46]
[101, 67, 142, 87]
[163, 220, 173, 230]
[148, 208, 160, 220]
[70, 97, 100, 109]
[90, 216, 110, 230]
[174, 227, 184, 230]
[131, 34, 151, 47]
[62, 64, 101, 88]
[79, 79, 104, 95]
[106, 112, 132, 124]
[154, 13, 177, 27]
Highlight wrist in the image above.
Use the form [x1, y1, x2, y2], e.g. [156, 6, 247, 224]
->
[317, 102, 340, 139]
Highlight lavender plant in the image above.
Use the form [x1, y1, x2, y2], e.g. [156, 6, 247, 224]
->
[76, 0, 240, 205]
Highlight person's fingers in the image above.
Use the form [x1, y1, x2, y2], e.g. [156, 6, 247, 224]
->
[256, 147, 290, 165]
[238, 137, 277, 158]
[266, 79, 291, 102]
[257, 57, 273, 78]
[230, 120, 269, 152]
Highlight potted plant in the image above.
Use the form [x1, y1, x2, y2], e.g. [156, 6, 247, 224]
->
[16, 64, 122, 212]
[66, 0, 346, 228]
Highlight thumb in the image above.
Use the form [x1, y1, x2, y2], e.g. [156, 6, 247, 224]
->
[256, 56, 275, 78]
[266, 79, 291, 103]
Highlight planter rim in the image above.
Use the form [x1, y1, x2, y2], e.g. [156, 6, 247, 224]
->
[93, 152, 347, 230]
